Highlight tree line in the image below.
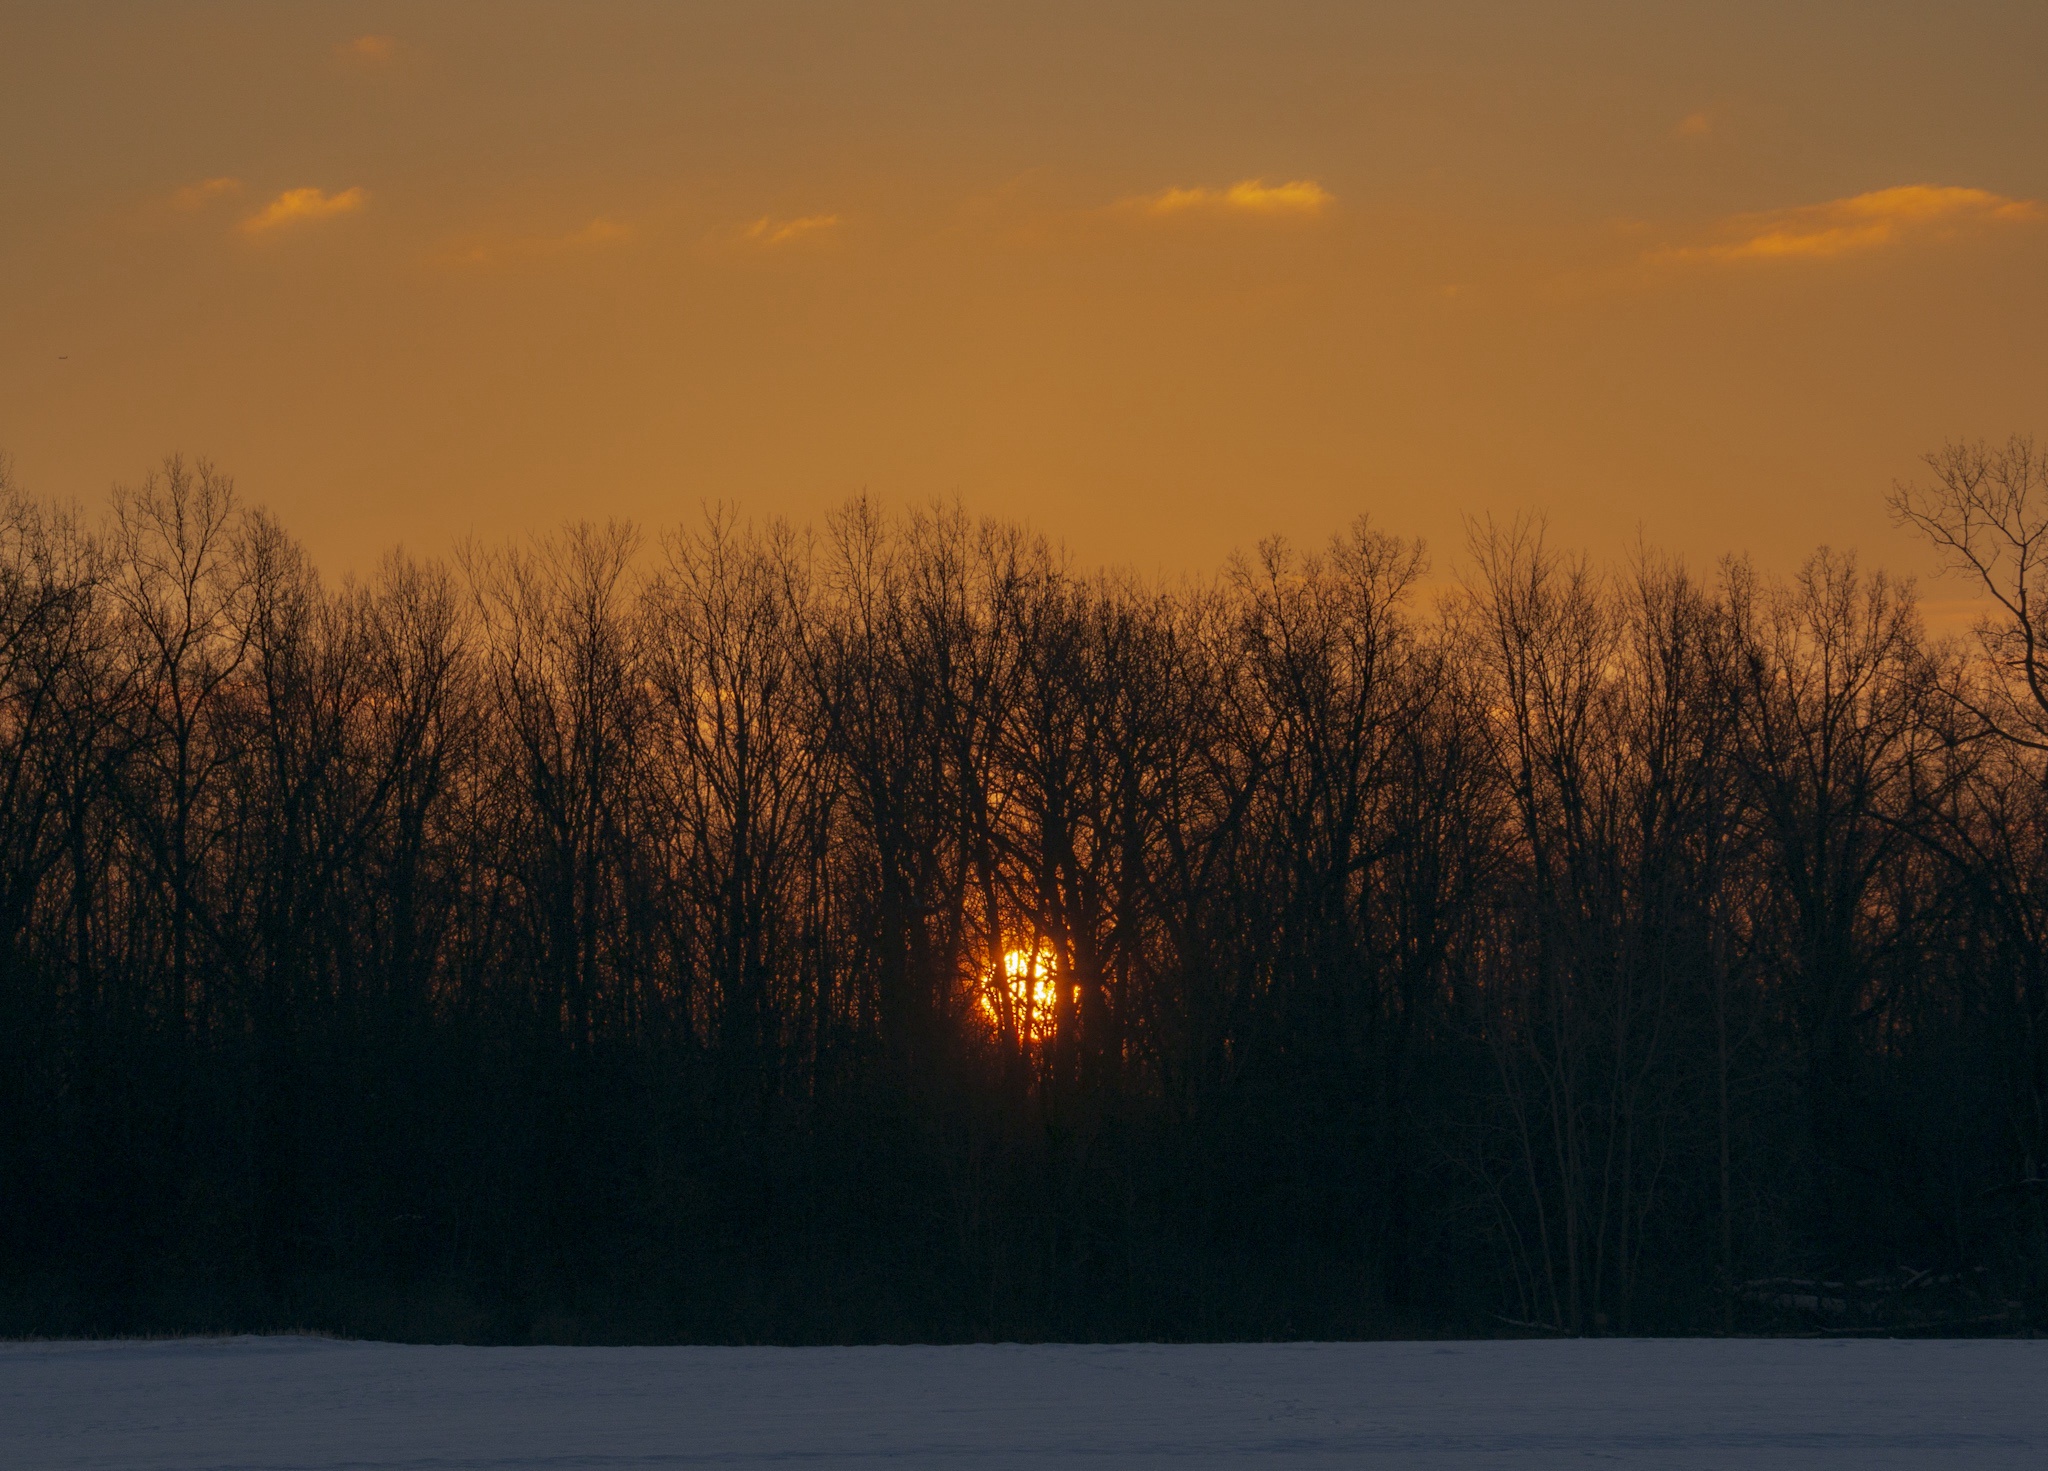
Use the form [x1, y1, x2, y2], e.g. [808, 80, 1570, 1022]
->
[2, 442, 2046, 1341]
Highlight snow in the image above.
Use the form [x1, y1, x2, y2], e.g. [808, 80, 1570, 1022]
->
[3, 1335, 2042, 1469]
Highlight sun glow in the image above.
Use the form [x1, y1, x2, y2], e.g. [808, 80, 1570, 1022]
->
[980, 944, 1072, 1042]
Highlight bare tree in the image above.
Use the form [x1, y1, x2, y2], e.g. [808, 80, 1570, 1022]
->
[104, 458, 251, 1035]
[1892, 437, 2048, 750]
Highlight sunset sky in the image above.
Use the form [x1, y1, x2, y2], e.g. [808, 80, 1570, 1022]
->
[4, 1, 2045, 586]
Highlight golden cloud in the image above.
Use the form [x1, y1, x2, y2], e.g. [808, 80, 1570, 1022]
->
[745, 214, 841, 247]
[1661, 185, 2041, 264]
[1130, 178, 1333, 218]
[566, 218, 632, 247]
[172, 177, 243, 211]
[239, 186, 369, 236]
[1676, 112, 1713, 139]
[448, 217, 636, 267]
[339, 35, 398, 66]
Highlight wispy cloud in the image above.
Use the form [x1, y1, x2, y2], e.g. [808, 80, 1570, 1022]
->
[338, 34, 398, 67]
[239, 186, 369, 236]
[744, 214, 841, 247]
[448, 217, 636, 266]
[1128, 178, 1333, 219]
[564, 217, 633, 247]
[1658, 185, 2041, 264]
[172, 177, 243, 212]
[1675, 112, 1713, 139]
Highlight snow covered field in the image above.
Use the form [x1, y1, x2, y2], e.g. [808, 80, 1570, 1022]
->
[3, 1335, 2042, 1469]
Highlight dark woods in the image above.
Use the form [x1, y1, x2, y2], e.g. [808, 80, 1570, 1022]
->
[3, 444, 2047, 1342]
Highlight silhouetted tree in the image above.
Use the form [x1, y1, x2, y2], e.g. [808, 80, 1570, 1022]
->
[1, 446, 2042, 1342]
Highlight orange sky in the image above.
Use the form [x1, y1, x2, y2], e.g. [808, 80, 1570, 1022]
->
[4, 1, 2046, 591]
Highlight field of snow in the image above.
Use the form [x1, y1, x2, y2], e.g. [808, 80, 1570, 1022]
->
[2, 1334, 2042, 1469]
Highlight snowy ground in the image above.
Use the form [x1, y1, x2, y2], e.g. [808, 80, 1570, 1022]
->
[2, 1335, 2042, 1469]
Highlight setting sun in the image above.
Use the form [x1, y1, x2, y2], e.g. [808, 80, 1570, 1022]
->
[980, 944, 1073, 1042]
